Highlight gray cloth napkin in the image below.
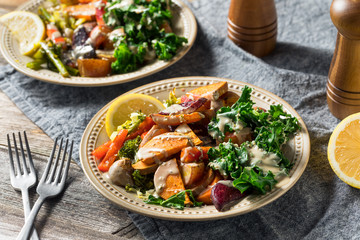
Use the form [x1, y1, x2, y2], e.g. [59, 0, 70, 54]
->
[1, 0, 359, 239]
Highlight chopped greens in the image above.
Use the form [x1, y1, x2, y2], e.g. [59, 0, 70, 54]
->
[145, 190, 202, 210]
[207, 86, 301, 195]
[104, 0, 187, 73]
[164, 88, 181, 108]
[232, 166, 277, 194]
[208, 86, 300, 169]
[118, 135, 142, 160]
[125, 170, 154, 193]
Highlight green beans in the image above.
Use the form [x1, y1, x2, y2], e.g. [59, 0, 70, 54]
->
[38, 7, 52, 23]
[39, 41, 70, 77]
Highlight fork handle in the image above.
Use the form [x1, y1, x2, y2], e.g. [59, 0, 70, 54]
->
[21, 189, 40, 240]
[17, 196, 46, 240]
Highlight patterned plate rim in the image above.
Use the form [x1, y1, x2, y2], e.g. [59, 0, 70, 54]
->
[79, 76, 311, 221]
[0, 0, 197, 87]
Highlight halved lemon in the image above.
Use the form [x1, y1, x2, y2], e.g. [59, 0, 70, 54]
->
[328, 112, 360, 188]
[105, 93, 165, 137]
[0, 11, 45, 55]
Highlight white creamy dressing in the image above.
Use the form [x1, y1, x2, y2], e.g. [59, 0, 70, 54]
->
[154, 159, 180, 194]
[108, 28, 126, 42]
[216, 180, 234, 188]
[217, 114, 233, 133]
[153, 134, 191, 141]
[160, 104, 187, 115]
[247, 144, 287, 180]
[133, 5, 148, 14]
[136, 147, 167, 164]
[175, 123, 192, 134]
[108, 0, 134, 10]
[73, 45, 94, 59]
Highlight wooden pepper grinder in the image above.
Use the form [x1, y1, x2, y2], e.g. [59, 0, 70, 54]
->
[327, 0, 360, 119]
[227, 0, 277, 57]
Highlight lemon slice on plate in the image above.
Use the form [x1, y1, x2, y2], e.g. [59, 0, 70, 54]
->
[0, 11, 45, 56]
[328, 112, 360, 188]
[105, 93, 165, 137]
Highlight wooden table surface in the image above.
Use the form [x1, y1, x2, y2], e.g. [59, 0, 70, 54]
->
[0, 2, 144, 240]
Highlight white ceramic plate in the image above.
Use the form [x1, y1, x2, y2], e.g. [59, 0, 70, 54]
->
[0, 0, 197, 87]
[79, 76, 311, 221]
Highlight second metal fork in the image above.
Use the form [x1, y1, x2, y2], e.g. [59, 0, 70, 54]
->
[17, 138, 73, 240]
[7, 132, 39, 240]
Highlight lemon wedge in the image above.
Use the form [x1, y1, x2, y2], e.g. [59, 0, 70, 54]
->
[0, 11, 45, 56]
[328, 112, 360, 189]
[105, 93, 165, 138]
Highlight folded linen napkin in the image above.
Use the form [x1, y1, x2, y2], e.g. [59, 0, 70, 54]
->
[2, 0, 359, 239]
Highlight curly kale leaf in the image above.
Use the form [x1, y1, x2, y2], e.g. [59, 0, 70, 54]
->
[111, 43, 146, 74]
[232, 166, 277, 194]
[153, 33, 188, 60]
[208, 142, 278, 195]
[207, 142, 249, 177]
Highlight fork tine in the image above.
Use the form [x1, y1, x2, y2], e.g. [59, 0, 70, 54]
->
[18, 132, 29, 175]
[23, 131, 36, 175]
[54, 139, 68, 183]
[47, 138, 63, 183]
[12, 133, 22, 175]
[59, 140, 73, 185]
[7, 134, 16, 179]
[39, 138, 58, 183]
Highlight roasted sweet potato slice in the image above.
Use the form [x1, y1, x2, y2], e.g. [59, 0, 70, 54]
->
[180, 146, 211, 163]
[77, 58, 111, 77]
[196, 172, 222, 205]
[64, 4, 96, 21]
[154, 159, 191, 205]
[139, 125, 168, 148]
[151, 112, 204, 126]
[186, 81, 228, 101]
[180, 162, 205, 187]
[134, 132, 196, 165]
[190, 168, 215, 196]
[131, 161, 158, 175]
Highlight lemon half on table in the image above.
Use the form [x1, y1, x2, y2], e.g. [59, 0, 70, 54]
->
[0, 11, 45, 56]
[105, 93, 165, 138]
[328, 112, 360, 189]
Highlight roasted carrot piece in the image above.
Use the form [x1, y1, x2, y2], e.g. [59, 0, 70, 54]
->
[125, 116, 155, 140]
[64, 4, 96, 21]
[196, 173, 222, 205]
[154, 159, 191, 205]
[186, 81, 228, 101]
[98, 129, 128, 172]
[91, 140, 111, 161]
[151, 112, 204, 126]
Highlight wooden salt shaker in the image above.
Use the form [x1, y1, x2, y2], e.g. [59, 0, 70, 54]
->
[327, 0, 360, 119]
[227, 0, 277, 57]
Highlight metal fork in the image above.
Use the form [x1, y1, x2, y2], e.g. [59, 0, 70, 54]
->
[16, 138, 73, 240]
[7, 132, 39, 240]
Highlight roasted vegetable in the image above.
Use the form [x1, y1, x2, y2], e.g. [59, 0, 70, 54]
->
[118, 136, 142, 160]
[39, 41, 69, 77]
[77, 58, 112, 77]
[126, 170, 154, 193]
[145, 190, 202, 210]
